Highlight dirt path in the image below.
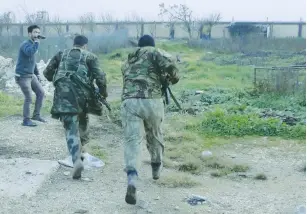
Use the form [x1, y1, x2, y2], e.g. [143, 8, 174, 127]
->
[0, 103, 305, 214]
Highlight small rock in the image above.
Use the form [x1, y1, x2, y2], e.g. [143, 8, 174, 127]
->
[82, 177, 91, 182]
[154, 196, 160, 200]
[147, 209, 153, 213]
[237, 173, 248, 178]
[201, 151, 212, 158]
[175, 206, 180, 210]
[74, 209, 88, 214]
[63, 171, 70, 176]
[138, 200, 149, 209]
[25, 171, 32, 175]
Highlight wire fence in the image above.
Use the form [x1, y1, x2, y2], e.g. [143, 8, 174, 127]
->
[253, 65, 306, 94]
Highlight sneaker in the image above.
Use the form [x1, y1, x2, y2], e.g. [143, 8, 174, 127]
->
[22, 119, 37, 127]
[125, 171, 138, 205]
[31, 115, 47, 123]
[151, 162, 163, 180]
[72, 158, 84, 179]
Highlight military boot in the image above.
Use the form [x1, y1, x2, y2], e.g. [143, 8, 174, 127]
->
[125, 170, 138, 205]
[151, 162, 163, 180]
[72, 158, 84, 179]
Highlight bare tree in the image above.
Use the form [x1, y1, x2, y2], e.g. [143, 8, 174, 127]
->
[194, 13, 221, 39]
[205, 13, 221, 39]
[100, 12, 114, 33]
[24, 10, 50, 24]
[148, 22, 157, 37]
[159, 3, 194, 39]
[52, 15, 63, 36]
[0, 11, 16, 36]
[79, 12, 96, 34]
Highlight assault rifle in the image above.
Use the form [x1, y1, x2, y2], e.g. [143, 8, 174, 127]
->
[94, 88, 111, 111]
[161, 77, 182, 110]
[69, 74, 111, 112]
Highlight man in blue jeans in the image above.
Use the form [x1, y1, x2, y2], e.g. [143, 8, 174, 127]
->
[15, 25, 46, 127]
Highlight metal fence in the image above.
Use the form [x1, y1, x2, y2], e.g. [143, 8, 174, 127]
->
[253, 65, 306, 94]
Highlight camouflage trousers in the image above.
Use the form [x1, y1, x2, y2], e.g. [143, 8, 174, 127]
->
[121, 98, 164, 173]
[60, 112, 89, 163]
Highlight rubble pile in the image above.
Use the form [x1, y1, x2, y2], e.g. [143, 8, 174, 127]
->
[0, 56, 54, 96]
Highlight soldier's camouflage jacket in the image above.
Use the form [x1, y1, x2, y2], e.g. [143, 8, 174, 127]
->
[121, 46, 179, 101]
[43, 47, 107, 119]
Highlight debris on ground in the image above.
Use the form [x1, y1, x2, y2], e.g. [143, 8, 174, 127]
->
[185, 195, 208, 206]
[201, 150, 213, 158]
[58, 153, 105, 169]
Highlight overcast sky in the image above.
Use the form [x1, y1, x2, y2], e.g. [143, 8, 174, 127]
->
[0, 0, 306, 22]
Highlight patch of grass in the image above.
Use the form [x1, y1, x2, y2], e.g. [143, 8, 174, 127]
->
[0, 92, 23, 117]
[87, 144, 107, 160]
[156, 172, 200, 188]
[0, 92, 52, 118]
[178, 155, 203, 174]
[254, 173, 268, 180]
[203, 156, 249, 177]
[210, 171, 229, 177]
[187, 108, 305, 140]
[209, 165, 250, 178]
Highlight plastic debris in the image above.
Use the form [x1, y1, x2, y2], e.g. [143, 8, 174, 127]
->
[58, 153, 105, 169]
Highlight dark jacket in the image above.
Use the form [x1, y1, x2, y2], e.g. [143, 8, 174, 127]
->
[15, 39, 39, 77]
[43, 48, 107, 118]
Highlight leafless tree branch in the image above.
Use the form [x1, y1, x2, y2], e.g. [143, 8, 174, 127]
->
[79, 12, 96, 34]
[101, 12, 114, 33]
[159, 3, 194, 39]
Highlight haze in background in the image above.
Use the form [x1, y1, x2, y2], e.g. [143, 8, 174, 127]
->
[0, 0, 306, 22]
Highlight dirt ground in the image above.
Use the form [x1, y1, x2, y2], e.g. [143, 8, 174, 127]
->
[0, 105, 305, 214]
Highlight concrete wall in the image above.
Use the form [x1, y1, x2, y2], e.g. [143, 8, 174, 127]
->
[301, 24, 306, 38]
[0, 22, 306, 38]
[271, 24, 299, 38]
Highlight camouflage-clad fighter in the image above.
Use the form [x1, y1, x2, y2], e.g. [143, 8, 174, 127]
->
[43, 35, 108, 179]
[121, 35, 180, 204]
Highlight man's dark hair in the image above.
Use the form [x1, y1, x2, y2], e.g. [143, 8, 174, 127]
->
[138, 35, 155, 47]
[27, 25, 40, 33]
[73, 35, 88, 46]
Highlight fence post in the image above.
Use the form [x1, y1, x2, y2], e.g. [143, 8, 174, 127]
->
[66, 22, 69, 33]
[298, 18, 303, 38]
[20, 25, 24, 36]
[253, 67, 257, 88]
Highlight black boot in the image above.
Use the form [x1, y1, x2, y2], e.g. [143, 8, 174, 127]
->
[125, 170, 138, 205]
[151, 162, 163, 180]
